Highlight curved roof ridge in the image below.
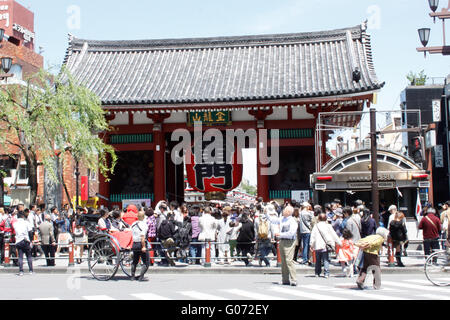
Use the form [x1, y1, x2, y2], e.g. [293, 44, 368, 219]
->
[68, 25, 364, 52]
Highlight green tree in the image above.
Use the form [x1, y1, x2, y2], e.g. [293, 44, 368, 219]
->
[0, 67, 117, 204]
[240, 179, 257, 196]
[406, 70, 428, 86]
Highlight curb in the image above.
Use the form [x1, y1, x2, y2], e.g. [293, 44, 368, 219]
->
[0, 266, 425, 275]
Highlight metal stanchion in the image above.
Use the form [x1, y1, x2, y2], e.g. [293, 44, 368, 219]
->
[387, 237, 395, 267]
[276, 241, 282, 267]
[205, 241, 211, 268]
[3, 241, 11, 267]
[68, 241, 75, 267]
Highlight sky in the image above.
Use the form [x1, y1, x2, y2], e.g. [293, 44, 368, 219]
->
[18, 0, 450, 186]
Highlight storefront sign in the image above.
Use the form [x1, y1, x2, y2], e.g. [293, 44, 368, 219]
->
[435, 145, 444, 168]
[122, 199, 151, 209]
[292, 190, 310, 203]
[187, 111, 231, 126]
[12, 23, 35, 43]
[426, 130, 436, 149]
[432, 99, 441, 122]
[348, 181, 395, 189]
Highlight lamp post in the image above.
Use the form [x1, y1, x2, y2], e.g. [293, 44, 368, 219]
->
[75, 157, 80, 208]
[417, 0, 450, 56]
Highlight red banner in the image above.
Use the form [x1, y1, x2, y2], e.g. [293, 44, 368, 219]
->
[81, 176, 88, 201]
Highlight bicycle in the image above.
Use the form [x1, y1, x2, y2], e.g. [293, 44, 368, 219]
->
[424, 249, 450, 287]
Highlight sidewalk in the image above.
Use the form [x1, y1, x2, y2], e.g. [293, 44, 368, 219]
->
[0, 251, 428, 275]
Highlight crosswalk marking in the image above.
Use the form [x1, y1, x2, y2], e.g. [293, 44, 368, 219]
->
[131, 293, 171, 300]
[417, 293, 450, 300]
[383, 280, 450, 293]
[32, 297, 61, 300]
[178, 291, 228, 300]
[404, 279, 432, 285]
[304, 284, 404, 293]
[222, 289, 284, 300]
[82, 295, 116, 300]
[271, 286, 348, 300]
[326, 283, 409, 300]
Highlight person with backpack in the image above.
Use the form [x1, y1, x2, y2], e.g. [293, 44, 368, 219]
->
[157, 212, 177, 266]
[174, 210, 192, 263]
[254, 211, 272, 267]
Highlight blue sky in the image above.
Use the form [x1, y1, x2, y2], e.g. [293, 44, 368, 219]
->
[20, 0, 450, 185]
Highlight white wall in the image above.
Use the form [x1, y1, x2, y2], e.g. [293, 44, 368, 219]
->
[292, 106, 315, 120]
[109, 113, 129, 125]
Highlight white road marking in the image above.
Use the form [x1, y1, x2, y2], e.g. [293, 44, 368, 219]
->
[82, 295, 116, 300]
[32, 297, 61, 300]
[383, 280, 450, 293]
[326, 283, 409, 300]
[130, 293, 171, 300]
[417, 293, 450, 300]
[178, 291, 228, 300]
[222, 289, 284, 300]
[271, 286, 348, 300]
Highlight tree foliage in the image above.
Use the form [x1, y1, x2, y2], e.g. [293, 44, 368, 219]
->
[406, 70, 428, 86]
[0, 66, 117, 204]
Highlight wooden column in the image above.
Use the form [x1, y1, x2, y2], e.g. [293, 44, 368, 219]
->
[147, 113, 170, 204]
[249, 109, 273, 202]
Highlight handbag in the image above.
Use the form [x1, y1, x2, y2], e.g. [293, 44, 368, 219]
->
[317, 224, 335, 252]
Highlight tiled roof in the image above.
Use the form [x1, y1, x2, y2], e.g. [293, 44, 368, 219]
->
[63, 23, 384, 106]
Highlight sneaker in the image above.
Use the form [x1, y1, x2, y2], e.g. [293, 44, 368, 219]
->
[17, 272, 24, 276]
[290, 281, 297, 287]
[29, 271, 34, 275]
[324, 274, 329, 279]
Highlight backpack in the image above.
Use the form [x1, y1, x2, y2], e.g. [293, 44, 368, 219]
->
[258, 219, 269, 240]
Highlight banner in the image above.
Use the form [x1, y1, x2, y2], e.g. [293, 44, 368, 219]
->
[81, 176, 88, 201]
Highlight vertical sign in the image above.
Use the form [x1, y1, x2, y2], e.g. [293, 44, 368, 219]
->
[81, 176, 88, 201]
[292, 190, 310, 203]
[435, 145, 444, 168]
[432, 99, 441, 122]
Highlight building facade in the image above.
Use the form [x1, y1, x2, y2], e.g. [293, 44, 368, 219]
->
[64, 23, 384, 208]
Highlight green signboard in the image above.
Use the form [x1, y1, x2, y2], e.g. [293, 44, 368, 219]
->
[187, 111, 232, 126]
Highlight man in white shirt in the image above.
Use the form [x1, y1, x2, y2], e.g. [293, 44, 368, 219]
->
[13, 212, 34, 276]
[266, 205, 298, 286]
[198, 207, 218, 264]
[130, 211, 149, 281]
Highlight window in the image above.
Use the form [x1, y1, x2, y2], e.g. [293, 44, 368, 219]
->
[18, 165, 29, 180]
[10, 64, 22, 80]
[88, 169, 97, 181]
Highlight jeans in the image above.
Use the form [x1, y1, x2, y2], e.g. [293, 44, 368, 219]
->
[257, 240, 272, 266]
[300, 233, 311, 263]
[189, 237, 202, 264]
[423, 238, 440, 256]
[16, 240, 33, 272]
[315, 250, 330, 276]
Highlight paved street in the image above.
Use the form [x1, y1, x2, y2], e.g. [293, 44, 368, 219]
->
[1, 272, 448, 300]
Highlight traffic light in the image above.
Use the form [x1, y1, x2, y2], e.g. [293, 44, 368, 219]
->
[411, 136, 425, 164]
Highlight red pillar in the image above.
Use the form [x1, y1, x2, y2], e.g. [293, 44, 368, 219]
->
[153, 123, 166, 204]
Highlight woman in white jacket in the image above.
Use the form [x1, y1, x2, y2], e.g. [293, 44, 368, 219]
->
[310, 213, 342, 278]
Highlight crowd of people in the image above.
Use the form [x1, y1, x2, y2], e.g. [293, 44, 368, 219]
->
[0, 197, 449, 288]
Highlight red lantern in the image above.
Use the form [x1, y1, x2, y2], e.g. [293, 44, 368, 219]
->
[185, 139, 243, 197]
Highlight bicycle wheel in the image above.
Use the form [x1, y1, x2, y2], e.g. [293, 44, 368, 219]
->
[120, 250, 145, 278]
[88, 237, 120, 281]
[424, 251, 450, 287]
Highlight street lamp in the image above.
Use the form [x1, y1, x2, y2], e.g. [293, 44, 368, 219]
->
[1, 57, 12, 73]
[417, 0, 450, 56]
[429, 0, 439, 13]
[418, 28, 431, 47]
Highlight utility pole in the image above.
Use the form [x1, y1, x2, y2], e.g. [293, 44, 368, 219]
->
[370, 108, 380, 227]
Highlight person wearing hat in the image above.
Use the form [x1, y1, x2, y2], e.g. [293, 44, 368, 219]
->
[266, 205, 298, 286]
[355, 227, 389, 290]
[298, 202, 314, 265]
